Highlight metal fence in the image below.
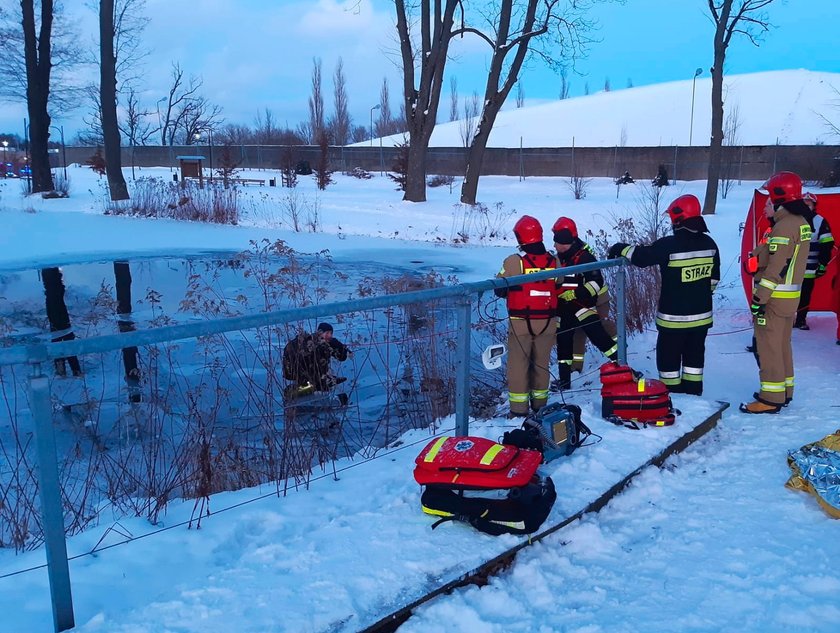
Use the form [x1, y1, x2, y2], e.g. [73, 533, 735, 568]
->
[0, 258, 626, 632]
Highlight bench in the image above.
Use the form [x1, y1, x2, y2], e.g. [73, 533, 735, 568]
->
[229, 177, 266, 186]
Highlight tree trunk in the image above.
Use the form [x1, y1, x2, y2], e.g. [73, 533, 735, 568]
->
[100, 0, 129, 201]
[703, 53, 726, 215]
[395, 0, 459, 203]
[702, 1, 732, 216]
[461, 106, 500, 205]
[404, 131, 428, 202]
[21, 0, 55, 194]
[459, 0, 538, 205]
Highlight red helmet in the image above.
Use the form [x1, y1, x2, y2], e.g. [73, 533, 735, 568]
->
[666, 194, 702, 224]
[513, 215, 543, 245]
[551, 216, 578, 244]
[762, 171, 802, 205]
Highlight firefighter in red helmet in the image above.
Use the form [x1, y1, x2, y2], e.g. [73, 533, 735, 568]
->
[740, 172, 812, 413]
[609, 194, 720, 396]
[495, 215, 558, 417]
[552, 216, 618, 391]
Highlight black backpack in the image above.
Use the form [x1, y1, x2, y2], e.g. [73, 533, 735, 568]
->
[421, 477, 556, 536]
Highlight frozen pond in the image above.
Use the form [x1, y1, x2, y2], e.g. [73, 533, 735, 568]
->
[0, 247, 505, 549]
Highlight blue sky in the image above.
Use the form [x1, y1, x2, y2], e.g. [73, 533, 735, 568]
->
[0, 0, 836, 142]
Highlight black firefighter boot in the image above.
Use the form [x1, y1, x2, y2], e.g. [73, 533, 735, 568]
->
[550, 364, 572, 392]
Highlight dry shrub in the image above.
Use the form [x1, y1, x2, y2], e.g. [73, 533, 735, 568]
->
[588, 183, 670, 333]
[568, 171, 592, 200]
[450, 202, 514, 244]
[107, 178, 241, 225]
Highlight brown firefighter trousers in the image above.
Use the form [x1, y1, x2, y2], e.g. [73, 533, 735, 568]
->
[754, 305, 794, 405]
[507, 317, 556, 415]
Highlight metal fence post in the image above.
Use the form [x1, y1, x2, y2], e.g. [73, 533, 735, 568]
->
[28, 364, 75, 632]
[614, 261, 628, 364]
[455, 295, 472, 436]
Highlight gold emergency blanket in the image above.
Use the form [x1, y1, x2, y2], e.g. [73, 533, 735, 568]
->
[786, 429, 840, 519]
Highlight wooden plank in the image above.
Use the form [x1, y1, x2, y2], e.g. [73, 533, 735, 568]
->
[361, 401, 730, 633]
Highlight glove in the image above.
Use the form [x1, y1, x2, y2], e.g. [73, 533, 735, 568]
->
[608, 243, 630, 260]
[559, 289, 576, 302]
[815, 264, 827, 278]
[750, 301, 765, 318]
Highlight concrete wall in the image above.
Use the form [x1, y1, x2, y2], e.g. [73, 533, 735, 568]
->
[62, 144, 840, 183]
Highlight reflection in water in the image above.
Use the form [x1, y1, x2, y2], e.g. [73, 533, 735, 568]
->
[41, 267, 82, 376]
[114, 261, 141, 403]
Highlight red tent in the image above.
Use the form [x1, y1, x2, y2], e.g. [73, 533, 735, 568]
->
[740, 191, 840, 319]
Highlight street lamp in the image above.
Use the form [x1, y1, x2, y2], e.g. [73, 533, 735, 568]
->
[49, 125, 67, 181]
[370, 104, 380, 147]
[194, 130, 214, 181]
[2, 141, 7, 176]
[206, 128, 214, 181]
[689, 67, 703, 146]
[156, 97, 166, 145]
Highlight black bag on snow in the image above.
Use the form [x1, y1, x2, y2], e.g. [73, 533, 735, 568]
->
[420, 477, 557, 536]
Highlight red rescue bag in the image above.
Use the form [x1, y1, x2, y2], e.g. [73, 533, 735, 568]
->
[599, 362, 677, 428]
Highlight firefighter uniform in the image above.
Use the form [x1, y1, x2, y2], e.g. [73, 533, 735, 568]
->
[795, 214, 834, 329]
[751, 205, 812, 406]
[609, 195, 720, 396]
[572, 291, 616, 371]
[554, 238, 618, 388]
[496, 216, 558, 416]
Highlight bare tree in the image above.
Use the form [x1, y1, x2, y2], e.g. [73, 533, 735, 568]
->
[817, 84, 840, 139]
[308, 57, 325, 143]
[377, 76, 393, 136]
[459, 92, 480, 147]
[254, 108, 278, 144]
[351, 124, 368, 143]
[394, 0, 460, 202]
[559, 67, 570, 99]
[100, 0, 129, 201]
[460, 0, 595, 205]
[160, 62, 201, 145]
[720, 101, 742, 199]
[217, 122, 254, 145]
[19, 0, 55, 193]
[120, 85, 154, 146]
[515, 81, 524, 108]
[449, 75, 459, 122]
[328, 57, 351, 145]
[703, 0, 776, 215]
[177, 95, 223, 144]
[0, 2, 83, 117]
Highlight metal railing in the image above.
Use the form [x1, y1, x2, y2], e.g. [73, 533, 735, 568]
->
[0, 258, 627, 632]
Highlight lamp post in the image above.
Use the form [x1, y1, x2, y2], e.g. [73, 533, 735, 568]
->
[49, 125, 67, 181]
[2, 141, 7, 176]
[370, 104, 380, 147]
[207, 128, 213, 181]
[689, 67, 703, 146]
[156, 97, 166, 145]
[23, 117, 31, 193]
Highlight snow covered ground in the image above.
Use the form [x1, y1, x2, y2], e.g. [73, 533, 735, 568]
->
[1, 164, 839, 632]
